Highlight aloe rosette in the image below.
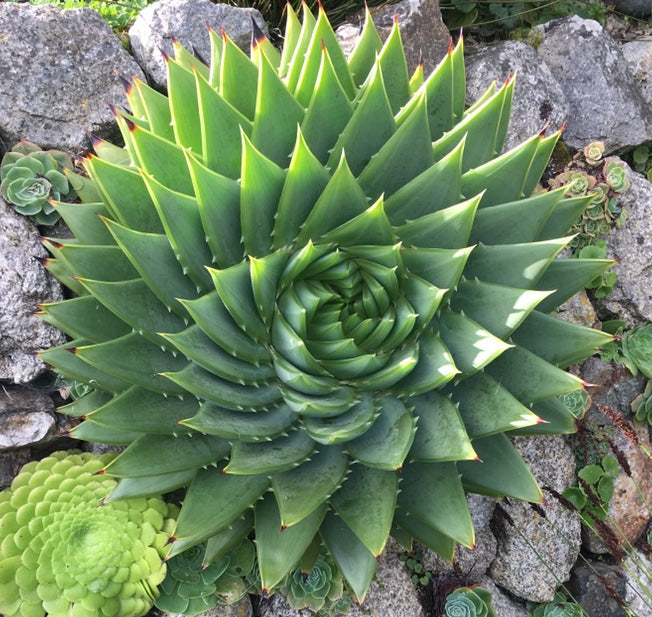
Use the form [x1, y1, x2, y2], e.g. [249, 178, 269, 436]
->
[38, 6, 614, 602]
[0, 451, 177, 617]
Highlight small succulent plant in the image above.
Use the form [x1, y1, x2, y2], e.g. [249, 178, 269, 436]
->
[39, 6, 614, 602]
[582, 141, 605, 168]
[548, 146, 627, 252]
[557, 388, 591, 419]
[621, 323, 652, 379]
[531, 592, 583, 617]
[155, 538, 255, 614]
[631, 380, 652, 426]
[444, 586, 496, 617]
[0, 140, 78, 224]
[576, 241, 617, 298]
[281, 554, 351, 615]
[0, 451, 177, 617]
[603, 158, 630, 193]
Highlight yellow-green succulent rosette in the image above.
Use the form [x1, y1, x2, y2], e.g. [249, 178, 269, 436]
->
[0, 451, 177, 617]
[38, 5, 613, 603]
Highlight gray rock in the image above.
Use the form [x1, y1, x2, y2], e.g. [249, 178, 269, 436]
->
[622, 41, 652, 107]
[0, 448, 32, 489]
[556, 290, 599, 328]
[478, 578, 531, 617]
[465, 41, 569, 152]
[0, 197, 65, 383]
[0, 3, 145, 152]
[257, 539, 426, 617]
[581, 356, 647, 425]
[489, 436, 581, 603]
[161, 595, 253, 617]
[599, 164, 652, 325]
[568, 561, 629, 617]
[535, 16, 651, 153]
[129, 0, 267, 88]
[422, 494, 497, 580]
[623, 550, 652, 617]
[0, 384, 56, 450]
[336, 0, 450, 77]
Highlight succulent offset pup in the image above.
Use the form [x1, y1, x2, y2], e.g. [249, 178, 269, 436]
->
[39, 6, 613, 602]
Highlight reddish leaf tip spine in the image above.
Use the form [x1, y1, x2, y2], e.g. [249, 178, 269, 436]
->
[448, 38, 454, 54]
[164, 535, 177, 546]
[92, 468, 106, 476]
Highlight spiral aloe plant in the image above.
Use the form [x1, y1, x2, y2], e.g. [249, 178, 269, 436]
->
[38, 5, 614, 603]
[0, 451, 177, 617]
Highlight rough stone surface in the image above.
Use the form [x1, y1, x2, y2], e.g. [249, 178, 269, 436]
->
[422, 494, 498, 580]
[465, 41, 569, 152]
[599, 165, 652, 325]
[0, 448, 32, 489]
[129, 0, 267, 88]
[556, 290, 599, 328]
[0, 3, 145, 153]
[568, 562, 629, 617]
[622, 41, 652, 106]
[489, 436, 582, 603]
[581, 356, 647, 425]
[0, 385, 56, 450]
[162, 596, 253, 617]
[0, 197, 66, 383]
[535, 16, 651, 153]
[257, 540, 426, 617]
[478, 577, 530, 617]
[336, 0, 450, 76]
[624, 550, 652, 617]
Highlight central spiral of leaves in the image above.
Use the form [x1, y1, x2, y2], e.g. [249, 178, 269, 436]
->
[271, 243, 441, 411]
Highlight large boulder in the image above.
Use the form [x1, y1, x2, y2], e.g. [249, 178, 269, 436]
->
[622, 41, 652, 108]
[0, 3, 145, 153]
[465, 40, 569, 152]
[535, 16, 651, 153]
[128, 0, 268, 88]
[0, 197, 65, 383]
[336, 0, 450, 76]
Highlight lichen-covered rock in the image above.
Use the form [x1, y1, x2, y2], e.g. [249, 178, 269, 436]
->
[490, 436, 581, 603]
[0, 197, 65, 383]
[599, 165, 652, 325]
[465, 41, 569, 152]
[128, 0, 267, 88]
[0, 3, 145, 152]
[535, 16, 651, 153]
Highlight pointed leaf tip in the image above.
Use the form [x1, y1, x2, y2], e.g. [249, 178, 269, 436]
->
[250, 15, 266, 43]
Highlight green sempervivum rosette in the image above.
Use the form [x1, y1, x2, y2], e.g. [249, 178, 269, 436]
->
[621, 323, 652, 378]
[281, 554, 350, 614]
[0, 451, 177, 617]
[0, 140, 75, 224]
[444, 587, 496, 617]
[155, 538, 254, 614]
[531, 592, 583, 617]
[38, 6, 614, 603]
